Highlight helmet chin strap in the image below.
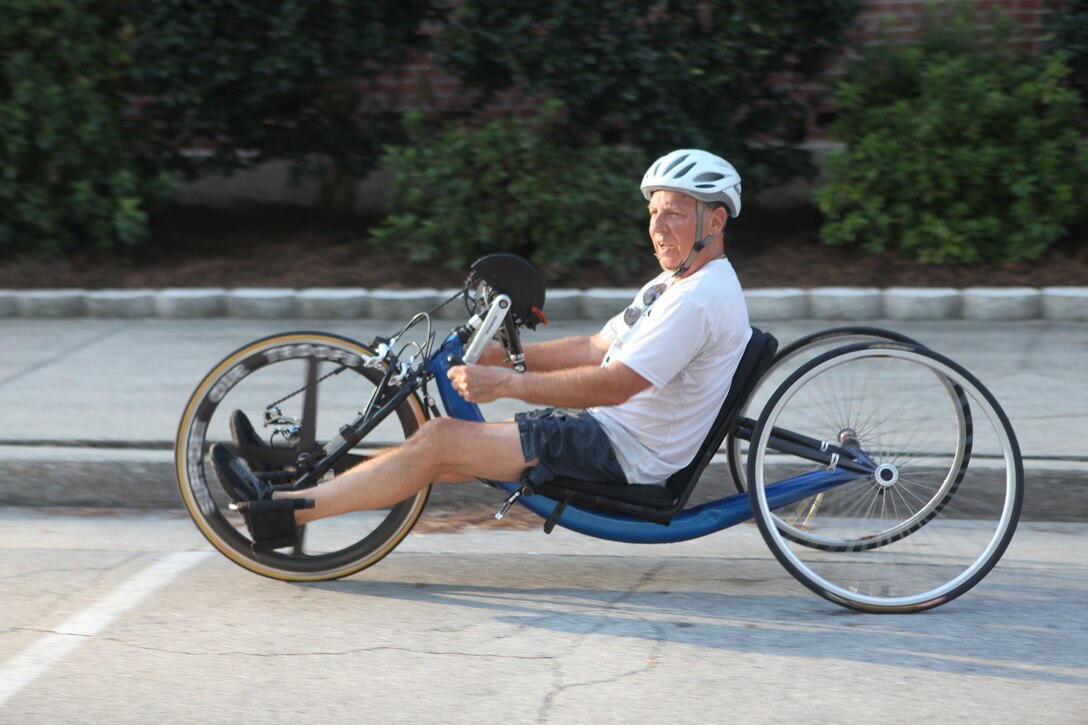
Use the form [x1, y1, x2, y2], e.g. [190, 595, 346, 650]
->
[670, 202, 709, 277]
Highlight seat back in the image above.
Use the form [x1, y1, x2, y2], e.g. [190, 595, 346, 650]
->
[662, 326, 777, 507]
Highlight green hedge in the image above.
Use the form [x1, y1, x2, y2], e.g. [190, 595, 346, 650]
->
[436, 0, 862, 196]
[371, 103, 648, 278]
[0, 0, 172, 255]
[817, 7, 1088, 263]
[129, 0, 439, 207]
[0, 0, 440, 256]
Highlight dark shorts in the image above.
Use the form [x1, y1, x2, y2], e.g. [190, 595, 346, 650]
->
[515, 408, 628, 487]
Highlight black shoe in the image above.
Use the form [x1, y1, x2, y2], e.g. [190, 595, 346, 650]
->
[211, 443, 315, 553]
[229, 410, 276, 471]
[210, 443, 272, 503]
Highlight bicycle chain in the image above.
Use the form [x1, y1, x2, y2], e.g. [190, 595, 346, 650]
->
[265, 366, 348, 410]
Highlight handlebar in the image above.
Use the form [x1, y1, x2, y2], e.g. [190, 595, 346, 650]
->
[373, 285, 531, 384]
[451, 291, 527, 374]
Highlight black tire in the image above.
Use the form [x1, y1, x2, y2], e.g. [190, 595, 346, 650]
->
[747, 342, 1023, 613]
[175, 332, 430, 581]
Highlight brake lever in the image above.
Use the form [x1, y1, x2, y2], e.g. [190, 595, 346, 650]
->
[500, 314, 526, 373]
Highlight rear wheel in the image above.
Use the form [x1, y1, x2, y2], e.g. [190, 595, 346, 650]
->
[726, 328, 960, 551]
[747, 342, 1023, 613]
[175, 332, 430, 581]
[726, 326, 921, 492]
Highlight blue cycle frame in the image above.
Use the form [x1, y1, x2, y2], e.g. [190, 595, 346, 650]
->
[427, 331, 864, 545]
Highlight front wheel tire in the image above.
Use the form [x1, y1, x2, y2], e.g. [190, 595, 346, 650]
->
[175, 332, 431, 581]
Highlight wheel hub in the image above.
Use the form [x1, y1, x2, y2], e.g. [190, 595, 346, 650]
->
[838, 427, 860, 449]
[872, 463, 899, 489]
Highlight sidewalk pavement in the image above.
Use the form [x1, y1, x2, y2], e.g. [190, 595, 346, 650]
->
[0, 314, 1085, 518]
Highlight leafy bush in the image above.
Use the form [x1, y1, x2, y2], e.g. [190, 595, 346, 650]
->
[371, 103, 648, 277]
[129, 0, 440, 206]
[817, 7, 1088, 263]
[1047, 0, 1088, 101]
[0, 0, 172, 255]
[435, 0, 862, 195]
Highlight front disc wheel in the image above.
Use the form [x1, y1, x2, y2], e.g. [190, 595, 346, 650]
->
[175, 332, 430, 581]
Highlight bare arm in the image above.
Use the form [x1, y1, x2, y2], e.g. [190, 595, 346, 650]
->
[448, 360, 651, 409]
[478, 333, 611, 371]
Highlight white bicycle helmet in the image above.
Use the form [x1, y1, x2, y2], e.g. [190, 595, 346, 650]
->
[641, 149, 742, 218]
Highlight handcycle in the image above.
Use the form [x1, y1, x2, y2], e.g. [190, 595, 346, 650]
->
[175, 254, 1024, 613]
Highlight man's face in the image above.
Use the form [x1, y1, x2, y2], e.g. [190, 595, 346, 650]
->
[648, 190, 699, 272]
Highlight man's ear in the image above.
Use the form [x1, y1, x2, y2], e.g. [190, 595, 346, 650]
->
[709, 206, 728, 233]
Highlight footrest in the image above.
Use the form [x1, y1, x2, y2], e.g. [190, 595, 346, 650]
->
[236, 498, 315, 553]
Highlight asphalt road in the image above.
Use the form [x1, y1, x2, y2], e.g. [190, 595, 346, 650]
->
[1, 507, 1085, 723]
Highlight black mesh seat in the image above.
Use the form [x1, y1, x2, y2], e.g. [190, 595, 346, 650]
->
[532, 327, 778, 527]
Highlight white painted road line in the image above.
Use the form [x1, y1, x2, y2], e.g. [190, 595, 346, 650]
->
[0, 550, 210, 708]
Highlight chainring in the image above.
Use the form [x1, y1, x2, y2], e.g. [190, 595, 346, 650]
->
[464, 253, 547, 329]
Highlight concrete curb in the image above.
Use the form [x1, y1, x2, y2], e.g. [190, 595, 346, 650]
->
[1, 286, 1086, 321]
[1, 447, 1082, 518]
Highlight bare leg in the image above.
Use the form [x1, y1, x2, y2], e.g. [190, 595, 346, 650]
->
[278, 417, 536, 525]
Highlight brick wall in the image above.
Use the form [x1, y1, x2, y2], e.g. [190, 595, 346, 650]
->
[774, 0, 1058, 138]
[366, 1, 1062, 135]
[796, 1, 1058, 136]
[856, 0, 1052, 41]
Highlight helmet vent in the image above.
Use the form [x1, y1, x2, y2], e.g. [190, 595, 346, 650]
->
[661, 155, 691, 175]
[670, 161, 696, 178]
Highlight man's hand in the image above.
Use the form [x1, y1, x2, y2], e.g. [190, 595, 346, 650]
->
[447, 363, 514, 404]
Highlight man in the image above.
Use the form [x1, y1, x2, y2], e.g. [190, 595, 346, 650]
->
[212, 149, 751, 550]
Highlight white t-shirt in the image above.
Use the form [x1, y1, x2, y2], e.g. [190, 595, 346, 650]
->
[588, 257, 751, 485]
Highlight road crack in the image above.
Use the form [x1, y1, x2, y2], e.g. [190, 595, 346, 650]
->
[536, 560, 668, 723]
